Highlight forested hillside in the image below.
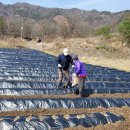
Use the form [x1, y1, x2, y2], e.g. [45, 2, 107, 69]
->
[0, 2, 130, 38]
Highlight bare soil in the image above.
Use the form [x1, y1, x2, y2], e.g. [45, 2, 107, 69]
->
[0, 93, 130, 99]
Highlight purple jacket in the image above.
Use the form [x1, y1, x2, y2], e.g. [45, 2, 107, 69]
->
[74, 60, 87, 77]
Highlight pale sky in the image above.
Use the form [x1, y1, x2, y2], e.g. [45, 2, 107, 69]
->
[0, 0, 130, 12]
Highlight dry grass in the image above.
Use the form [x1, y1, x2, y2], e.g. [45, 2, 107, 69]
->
[81, 57, 130, 72]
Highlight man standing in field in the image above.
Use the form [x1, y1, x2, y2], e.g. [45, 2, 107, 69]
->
[57, 48, 72, 88]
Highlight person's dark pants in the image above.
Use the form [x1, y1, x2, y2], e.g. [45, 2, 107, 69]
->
[78, 77, 86, 97]
[58, 68, 70, 87]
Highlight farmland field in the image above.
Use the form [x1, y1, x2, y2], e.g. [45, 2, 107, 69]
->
[0, 48, 130, 130]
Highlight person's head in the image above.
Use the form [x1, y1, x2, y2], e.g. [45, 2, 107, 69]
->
[72, 54, 78, 61]
[63, 48, 69, 56]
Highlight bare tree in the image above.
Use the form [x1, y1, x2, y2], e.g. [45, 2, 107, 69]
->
[24, 19, 35, 38]
[32, 23, 43, 38]
[6, 17, 21, 37]
[39, 20, 58, 38]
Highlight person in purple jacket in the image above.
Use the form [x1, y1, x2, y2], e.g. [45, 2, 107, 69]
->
[72, 54, 87, 97]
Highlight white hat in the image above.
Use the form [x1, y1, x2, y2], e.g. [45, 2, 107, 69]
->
[63, 48, 68, 56]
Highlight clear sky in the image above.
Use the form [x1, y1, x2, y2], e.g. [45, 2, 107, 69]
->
[0, 0, 130, 12]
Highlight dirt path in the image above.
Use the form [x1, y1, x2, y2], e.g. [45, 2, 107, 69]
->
[0, 107, 128, 116]
[0, 93, 130, 99]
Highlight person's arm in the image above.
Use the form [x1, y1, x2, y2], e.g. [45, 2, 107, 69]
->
[57, 55, 62, 67]
[70, 55, 73, 65]
[57, 55, 60, 63]
[75, 62, 81, 75]
[69, 55, 74, 67]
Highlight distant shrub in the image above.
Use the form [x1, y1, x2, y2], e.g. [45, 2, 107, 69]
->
[95, 45, 106, 50]
[96, 26, 110, 38]
[118, 20, 130, 47]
